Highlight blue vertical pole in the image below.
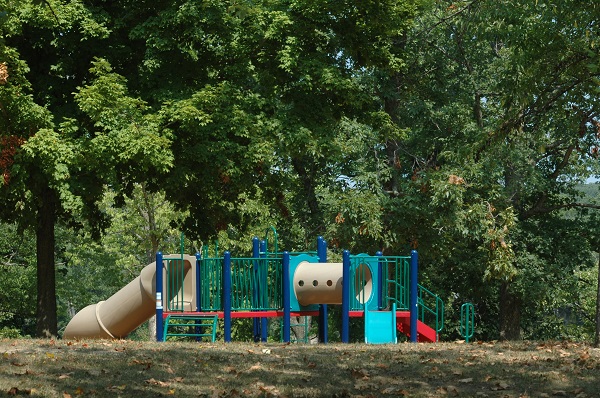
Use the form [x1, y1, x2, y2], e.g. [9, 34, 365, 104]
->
[282, 251, 291, 343]
[376, 251, 383, 310]
[342, 250, 350, 343]
[317, 236, 328, 343]
[252, 237, 260, 342]
[196, 252, 201, 311]
[223, 251, 232, 343]
[409, 250, 418, 343]
[156, 252, 164, 342]
[260, 240, 268, 342]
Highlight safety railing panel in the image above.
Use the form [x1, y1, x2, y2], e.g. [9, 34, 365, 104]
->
[199, 257, 223, 311]
[230, 257, 283, 310]
[200, 256, 283, 311]
[382, 256, 410, 310]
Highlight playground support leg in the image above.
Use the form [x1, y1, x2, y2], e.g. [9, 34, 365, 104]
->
[252, 238, 261, 342]
[156, 252, 164, 342]
[342, 250, 350, 343]
[410, 250, 418, 343]
[259, 240, 268, 342]
[318, 236, 328, 344]
[376, 251, 383, 310]
[223, 251, 232, 343]
[195, 253, 201, 312]
[283, 252, 291, 343]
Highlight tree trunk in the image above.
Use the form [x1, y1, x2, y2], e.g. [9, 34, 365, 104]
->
[148, 316, 157, 341]
[594, 251, 600, 348]
[35, 185, 58, 338]
[499, 281, 522, 340]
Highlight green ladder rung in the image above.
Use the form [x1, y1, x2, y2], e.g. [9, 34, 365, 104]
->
[164, 315, 219, 342]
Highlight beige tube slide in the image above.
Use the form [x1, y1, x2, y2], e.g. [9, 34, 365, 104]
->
[63, 255, 195, 339]
[292, 261, 374, 306]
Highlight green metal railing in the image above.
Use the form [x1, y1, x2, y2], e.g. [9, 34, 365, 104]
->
[381, 255, 444, 334]
[199, 255, 283, 311]
[418, 284, 445, 334]
[199, 256, 223, 311]
[382, 256, 411, 310]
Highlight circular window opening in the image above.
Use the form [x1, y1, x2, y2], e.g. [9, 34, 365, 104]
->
[353, 263, 373, 304]
[326, 280, 333, 287]
[298, 280, 304, 287]
[312, 280, 319, 287]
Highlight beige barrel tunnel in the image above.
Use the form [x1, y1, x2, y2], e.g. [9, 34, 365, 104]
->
[292, 261, 374, 306]
[63, 255, 196, 339]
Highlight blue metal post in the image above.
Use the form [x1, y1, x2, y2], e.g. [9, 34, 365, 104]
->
[252, 237, 260, 341]
[409, 250, 418, 343]
[282, 252, 291, 343]
[376, 251, 383, 310]
[196, 252, 201, 311]
[317, 236, 328, 343]
[223, 251, 232, 343]
[156, 252, 164, 342]
[342, 250, 350, 343]
[260, 240, 268, 342]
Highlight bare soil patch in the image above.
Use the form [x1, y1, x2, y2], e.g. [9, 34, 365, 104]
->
[1, 339, 598, 397]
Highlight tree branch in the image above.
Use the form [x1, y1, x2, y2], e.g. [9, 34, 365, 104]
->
[523, 202, 600, 219]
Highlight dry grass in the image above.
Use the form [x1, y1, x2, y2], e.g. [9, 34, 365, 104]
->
[1, 338, 599, 397]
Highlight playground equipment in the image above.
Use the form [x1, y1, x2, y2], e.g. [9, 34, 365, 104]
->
[64, 230, 444, 343]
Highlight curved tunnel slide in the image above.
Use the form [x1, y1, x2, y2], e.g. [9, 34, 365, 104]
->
[63, 255, 195, 339]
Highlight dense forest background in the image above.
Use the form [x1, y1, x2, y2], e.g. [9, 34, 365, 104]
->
[1, 0, 599, 342]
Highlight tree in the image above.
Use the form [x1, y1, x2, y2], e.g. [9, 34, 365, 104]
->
[378, 0, 600, 339]
[0, 1, 172, 336]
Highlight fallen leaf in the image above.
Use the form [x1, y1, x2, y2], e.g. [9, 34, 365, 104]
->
[491, 381, 510, 391]
[458, 378, 473, 383]
[351, 368, 370, 379]
[146, 378, 170, 387]
[8, 387, 32, 396]
[258, 384, 280, 396]
[63, 393, 72, 398]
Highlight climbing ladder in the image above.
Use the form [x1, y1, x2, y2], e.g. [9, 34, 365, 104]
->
[163, 314, 219, 342]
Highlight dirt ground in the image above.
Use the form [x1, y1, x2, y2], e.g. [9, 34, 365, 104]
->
[1, 339, 599, 397]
